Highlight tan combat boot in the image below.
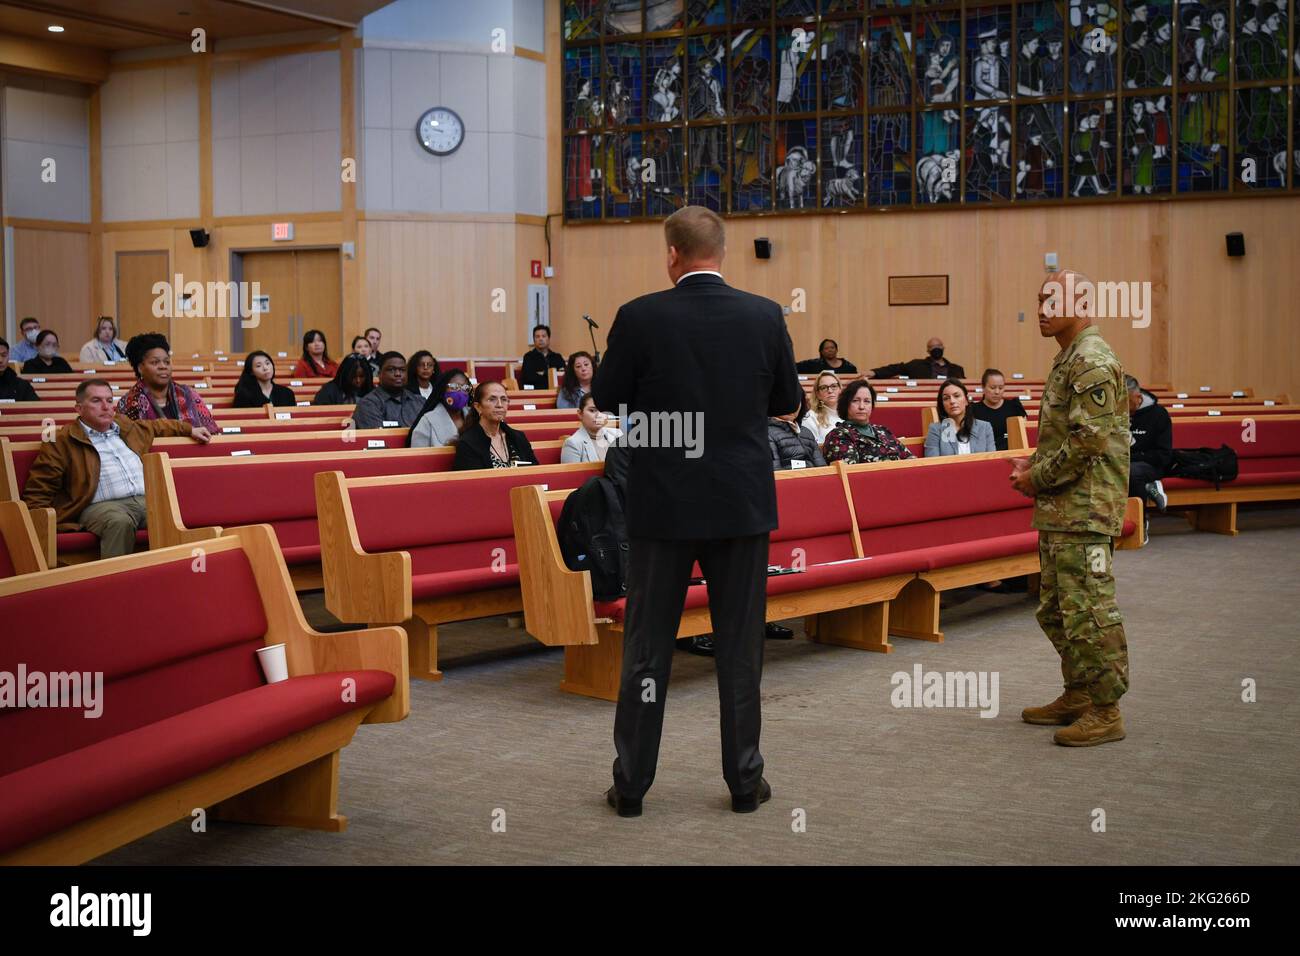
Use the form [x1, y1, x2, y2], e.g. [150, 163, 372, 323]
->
[1053, 703, 1126, 746]
[1021, 689, 1092, 725]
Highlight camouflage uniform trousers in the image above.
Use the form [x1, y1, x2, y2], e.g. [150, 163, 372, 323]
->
[1035, 530, 1129, 705]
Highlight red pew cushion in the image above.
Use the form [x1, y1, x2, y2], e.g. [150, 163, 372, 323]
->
[0, 670, 394, 855]
[54, 529, 149, 554]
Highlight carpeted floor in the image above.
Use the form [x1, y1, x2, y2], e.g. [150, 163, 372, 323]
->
[98, 507, 1300, 866]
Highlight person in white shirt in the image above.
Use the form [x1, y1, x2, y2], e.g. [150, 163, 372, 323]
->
[801, 370, 843, 446]
[79, 317, 128, 364]
[561, 393, 623, 463]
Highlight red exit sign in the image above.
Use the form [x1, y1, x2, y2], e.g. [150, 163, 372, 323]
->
[271, 222, 294, 241]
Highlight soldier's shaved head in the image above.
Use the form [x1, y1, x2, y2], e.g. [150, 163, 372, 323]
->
[1038, 269, 1095, 344]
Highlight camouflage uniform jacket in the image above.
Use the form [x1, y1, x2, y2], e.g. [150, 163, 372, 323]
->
[1029, 325, 1130, 535]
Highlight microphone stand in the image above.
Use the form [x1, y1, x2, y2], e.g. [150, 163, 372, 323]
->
[584, 315, 601, 364]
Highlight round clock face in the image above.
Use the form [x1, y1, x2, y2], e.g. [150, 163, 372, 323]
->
[417, 107, 464, 156]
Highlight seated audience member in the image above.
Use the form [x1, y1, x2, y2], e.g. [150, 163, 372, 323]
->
[117, 333, 219, 430]
[365, 326, 382, 356]
[796, 338, 858, 375]
[233, 350, 297, 408]
[770, 392, 826, 469]
[453, 381, 536, 469]
[822, 380, 915, 463]
[352, 351, 423, 429]
[925, 378, 996, 456]
[801, 371, 843, 444]
[408, 370, 472, 447]
[80, 317, 128, 364]
[10, 316, 40, 364]
[557, 350, 596, 409]
[406, 350, 440, 400]
[351, 335, 380, 378]
[870, 336, 965, 380]
[23, 379, 211, 558]
[561, 393, 623, 462]
[312, 354, 374, 406]
[967, 367, 1027, 451]
[292, 329, 338, 378]
[1127, 374, 1172, 512]
[0, 339, 40, 401]
[520, 324, 564, 389]
[22, 330, 73, 374]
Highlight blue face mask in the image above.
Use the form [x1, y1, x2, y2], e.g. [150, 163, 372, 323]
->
[445, 390, 469, 411]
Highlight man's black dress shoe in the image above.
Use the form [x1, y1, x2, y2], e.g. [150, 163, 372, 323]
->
[685, 635, 715, 656]
[606, 785, 642, 818]
[731, 777, 772, 813]
[764, 623, 794, 639]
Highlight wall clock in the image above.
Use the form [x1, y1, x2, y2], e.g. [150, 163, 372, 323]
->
[417, 107, 464, 156]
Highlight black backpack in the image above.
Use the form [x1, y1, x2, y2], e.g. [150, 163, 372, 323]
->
[558, 475, 629, 601]
[1167, 445, 1239, 489]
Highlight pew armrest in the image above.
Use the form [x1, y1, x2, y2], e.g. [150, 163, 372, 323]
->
[28, 506, 56, 569]
[510, 484, 599, 647]
[142, 452, 224, 550]
[314, 470, 413, 625]
[0, 501, 48, 574]
[1116, 496, 1144, 550]
[231, 523, 409, 723]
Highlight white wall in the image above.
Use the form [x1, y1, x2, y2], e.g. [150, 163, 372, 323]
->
[100, 65, 199, 221]
[211, 51, 341, 216]
[2, 81, 90, 222]
[357, 0, 546, 217]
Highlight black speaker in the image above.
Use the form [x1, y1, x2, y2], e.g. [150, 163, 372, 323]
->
[1225, 232, 1245, 257]
[189, 228, 210, 248]
[754, 237, 772, 259]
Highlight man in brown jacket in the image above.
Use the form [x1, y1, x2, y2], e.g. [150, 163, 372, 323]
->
[23, 379, 211, 558]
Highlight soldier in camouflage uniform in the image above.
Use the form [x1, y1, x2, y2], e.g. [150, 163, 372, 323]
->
[1010, 270, 1131, 746]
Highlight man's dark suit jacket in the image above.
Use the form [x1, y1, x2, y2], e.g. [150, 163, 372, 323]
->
[592, 273, 802, 541]
[871, 357, 966, 380]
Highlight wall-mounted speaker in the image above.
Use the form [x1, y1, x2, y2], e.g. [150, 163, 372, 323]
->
[189, 228, 210, 248]
[754, 238, 772, 259]
[1225, 232, 1245, 257]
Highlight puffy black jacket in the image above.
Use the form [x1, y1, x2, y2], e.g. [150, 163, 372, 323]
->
[1130, 389, 1173, 473]
[768, 419, 826, 470]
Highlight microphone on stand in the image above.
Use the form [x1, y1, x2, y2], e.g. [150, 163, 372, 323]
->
[583, 314, 602, 363]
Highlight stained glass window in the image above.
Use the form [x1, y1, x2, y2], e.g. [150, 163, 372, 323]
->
[562, 1, 1299, 220]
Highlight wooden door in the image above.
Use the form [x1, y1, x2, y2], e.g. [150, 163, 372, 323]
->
[240, 250, 298, 357]
[239, 249, 341, 360]
[115, 251, 170, 344]
[292, 249, 343, 363]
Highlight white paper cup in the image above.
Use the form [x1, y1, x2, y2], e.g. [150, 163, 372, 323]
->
[256, 643, 289, 684]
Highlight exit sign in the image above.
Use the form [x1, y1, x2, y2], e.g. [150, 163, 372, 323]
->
[271, 222, 294, 241]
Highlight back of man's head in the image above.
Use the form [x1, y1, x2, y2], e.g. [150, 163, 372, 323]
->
[664, 205, 725, 266]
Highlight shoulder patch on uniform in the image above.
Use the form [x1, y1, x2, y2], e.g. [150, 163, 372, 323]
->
[1091, 386, 1108, 407]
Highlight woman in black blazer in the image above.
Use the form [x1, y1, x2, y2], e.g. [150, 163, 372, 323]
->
[232, 350, 296, 408]
[452, 381, 536, 470]
[21, 330, 74, 374]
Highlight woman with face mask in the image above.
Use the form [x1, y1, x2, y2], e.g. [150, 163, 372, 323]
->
[80, 317, 128, 364]
[21, 330, 74, 374]
[407, 369, 472, 447]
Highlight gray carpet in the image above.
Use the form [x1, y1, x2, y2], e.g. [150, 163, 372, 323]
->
[98, 507, 1300, 865]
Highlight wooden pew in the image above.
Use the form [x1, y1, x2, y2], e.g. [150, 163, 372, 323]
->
[0, 524, 407, 864]
[0, 500, 46, 578]
[316, 461, 606, 681]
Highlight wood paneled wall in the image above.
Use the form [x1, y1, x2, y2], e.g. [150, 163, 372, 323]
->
[544, 196, 1300, 399]
[10, 228, 91, 336]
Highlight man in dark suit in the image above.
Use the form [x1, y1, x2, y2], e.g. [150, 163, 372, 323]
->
[592, 205, 802, 818]
[870, 336, 966, 380]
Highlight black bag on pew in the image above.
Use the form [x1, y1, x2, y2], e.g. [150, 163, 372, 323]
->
[1167, 445, 1239, 490]
[558, 471, 629, 602]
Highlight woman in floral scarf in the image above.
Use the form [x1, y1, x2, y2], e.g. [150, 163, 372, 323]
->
[117, 332, 218, 431]
[822, 379, 914, 464]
